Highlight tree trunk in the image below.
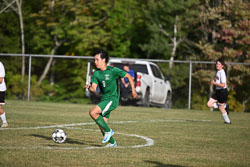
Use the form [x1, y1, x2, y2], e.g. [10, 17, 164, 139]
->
[242, 97, 249, 112]
[169, 16, 178, 69]
[36, 49, 56, 87]
[50, 59, 56, 86]
[16, 0, 25, 79]
[36, 0, 57, 87]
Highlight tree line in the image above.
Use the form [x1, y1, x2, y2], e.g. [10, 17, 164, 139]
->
[0, 0, 249, 111]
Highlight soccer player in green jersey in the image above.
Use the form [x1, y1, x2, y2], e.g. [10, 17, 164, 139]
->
[85, 49, 137, 147]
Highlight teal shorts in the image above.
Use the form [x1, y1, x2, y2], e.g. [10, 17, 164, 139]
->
[97, 98, 119, 118]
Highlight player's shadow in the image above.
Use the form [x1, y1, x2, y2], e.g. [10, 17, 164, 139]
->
[145, 160, 187, 167]
[29, 134, 84, 145]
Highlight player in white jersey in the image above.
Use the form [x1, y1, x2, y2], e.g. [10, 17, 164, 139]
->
[0, 61, 8, 127]
[207, 58, 231, 124]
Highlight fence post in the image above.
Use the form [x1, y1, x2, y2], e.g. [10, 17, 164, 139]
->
[188, 61, 192, 109]
[27, 55, 32, 101]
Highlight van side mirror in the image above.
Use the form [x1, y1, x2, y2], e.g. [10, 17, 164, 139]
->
[165, 75, 170, 81]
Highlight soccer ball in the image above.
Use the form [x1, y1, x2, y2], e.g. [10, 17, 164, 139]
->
[52, 129, 67, 144]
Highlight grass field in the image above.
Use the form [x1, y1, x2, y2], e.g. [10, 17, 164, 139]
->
[0, 100, 250, 167]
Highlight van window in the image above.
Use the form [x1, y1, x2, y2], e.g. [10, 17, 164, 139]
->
[132, 64, 148, 74]
[150, 64, 163, 79]
[112, 63, 124, 70]
[112, 63, 148, 74]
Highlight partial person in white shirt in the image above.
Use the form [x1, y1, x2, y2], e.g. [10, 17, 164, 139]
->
[0, 61, 8, 127]
[207, 58, 231, 124]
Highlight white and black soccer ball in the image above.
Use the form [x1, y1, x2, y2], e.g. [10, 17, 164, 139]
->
[52, 129, 67, 144]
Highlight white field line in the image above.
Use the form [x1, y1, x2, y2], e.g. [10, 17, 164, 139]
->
[0, 127, 154, 150]
[0, 129, 155, 150]
[0, 119, 210, 150]
[0, 119, 211, 131]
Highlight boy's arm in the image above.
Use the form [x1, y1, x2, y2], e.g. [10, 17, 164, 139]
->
[121, 78, 126, 85]
[211, 80, 225, 88]
[85, 83, 98, 94]
[124, 73, 137, 99]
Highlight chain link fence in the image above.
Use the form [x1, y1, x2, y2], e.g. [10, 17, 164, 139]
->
[1, 53, 250, 111]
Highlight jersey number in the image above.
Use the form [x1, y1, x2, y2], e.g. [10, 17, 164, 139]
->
[102, 81, 106, 87]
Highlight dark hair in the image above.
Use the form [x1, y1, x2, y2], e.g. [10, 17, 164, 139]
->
[123, 63, 129, 67]
[216, 58, 226, 67]
[92, 49, 109, 63]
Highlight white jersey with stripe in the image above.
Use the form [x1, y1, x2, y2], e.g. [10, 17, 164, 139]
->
[0, 62, 6, 91]
[215, 69, 227, 90]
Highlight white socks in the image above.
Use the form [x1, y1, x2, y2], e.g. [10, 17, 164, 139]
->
[212, 103, 231, 123]
[222, 113, 230, 123]
[213, 103, 218, 108]
[0, 112, 7, 124]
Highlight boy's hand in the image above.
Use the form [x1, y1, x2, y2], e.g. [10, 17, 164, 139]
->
[132, 90, 138, 99]
[85, 84, 90, 89]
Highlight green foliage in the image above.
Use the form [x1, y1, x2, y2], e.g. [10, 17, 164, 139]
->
[5, 72, 24, 99]
[140, 0, 199, 59]
[158, 63, 190, 108]
[106, 0, 142, 58]
[0, 0, 249, 111]
[191, 91, 208, 110]
[6, 72, 50, 100]
[68, 0, 112, 55]
[30, 0, 77, 54]
[0, 57, 22, 74]
[0, 12, 20, 53]
[35, 59, 88, 103]
[228, 64, 250, 112]
[228, 91, 244, 112]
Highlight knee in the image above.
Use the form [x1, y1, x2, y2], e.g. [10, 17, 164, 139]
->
[218, 104, 225, 109]
[207, 101, 214, 108]
[207, 102, 211, 108]
[0, 106, 3, 114]
[89, 109, 94, 117]
[89, 105, 101, 119]
[89, 108, 99, 119]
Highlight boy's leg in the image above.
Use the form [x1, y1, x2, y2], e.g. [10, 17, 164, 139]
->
[218, 89, 230, 123]
[225, 103, 229, 115]
[91, 99, 118, 143]
[207, 98, 217, 108]
[89, 105, 111, 132]
[0, 106, 8, 127]
[97, 117, 114, 143]
[0, 92, 8, 127]
[102, 117, 116, 144]
[89, 104, 114, 143]
[219, 103, 231, 124]
[95, 115, 111, 132]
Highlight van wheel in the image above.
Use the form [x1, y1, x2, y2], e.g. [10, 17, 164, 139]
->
[163, 92, 172, 109]
[143, 90, 150, 107]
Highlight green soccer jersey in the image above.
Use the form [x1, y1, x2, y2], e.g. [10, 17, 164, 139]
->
[91, 66, 127, 100]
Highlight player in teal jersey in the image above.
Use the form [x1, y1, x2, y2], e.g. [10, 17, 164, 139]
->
[85, 49, 137, 147]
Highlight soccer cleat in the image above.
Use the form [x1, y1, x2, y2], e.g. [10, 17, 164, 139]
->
[224, 122, 231, 124]
[1, 123, 8, 128]
[105, 141, 117, 148]
[225, 103, 229, 115]
[102, 129, 114, 143]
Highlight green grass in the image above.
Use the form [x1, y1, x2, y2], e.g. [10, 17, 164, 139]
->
[0, 100, 250, 167]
